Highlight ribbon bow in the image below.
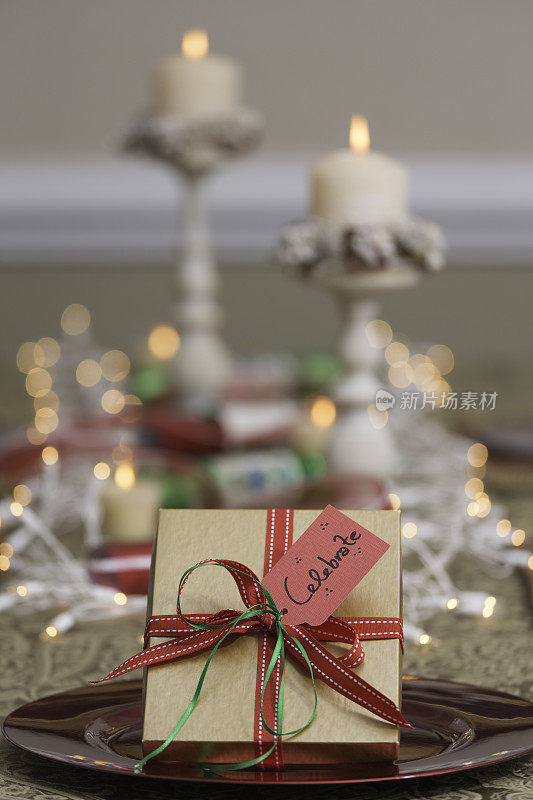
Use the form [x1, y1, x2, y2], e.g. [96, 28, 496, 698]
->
[93, 558, 410, 772]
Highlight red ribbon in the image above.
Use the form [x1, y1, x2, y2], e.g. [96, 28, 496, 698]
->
[94, 512, 411, 768]
[94, 509, 410, 767]
[98, 607, 405, 684]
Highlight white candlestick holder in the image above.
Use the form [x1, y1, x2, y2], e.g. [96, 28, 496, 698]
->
[278, 218, 445, 479]
[123, 109, 263, 408]
[309, 264, 419, 477]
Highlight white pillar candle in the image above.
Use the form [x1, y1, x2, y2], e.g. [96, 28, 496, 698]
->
[311, 116, 408, 229]
[153, 29, 243, 119]
[100, 463, 161, 543]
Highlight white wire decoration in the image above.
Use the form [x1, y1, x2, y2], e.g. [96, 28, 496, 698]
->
[0, 307, 528, 645]
[0, 464, 145, 636]
[0, 410, 527, 644]
[391, 413, 529, 643]
[1, 304, 146, 637]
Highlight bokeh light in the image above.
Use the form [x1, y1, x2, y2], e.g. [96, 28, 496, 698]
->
[13, 484, 31, 506]
[148, 325, 180, 360]
[114, 591, 128, 605]
[101, 389, 125, 415]
[100, 350, 130, 382]
[467, 443, 488, 467]
[385, 342, 409, 367]
[476, 493, 491, 517]
[409, 353, 430, 370]
[496, 519, 512, 538]
[61, 304, 90, 335]
[35, 408, 59, 434]
[16, 342, 37, 374]
[365, 319, 392, 349]
[511, 529, 526, 547]
[42, 446, 59, 465]
[93, 462, 111, 480]
[426, 344, 454, 375]
[34, 337, 61, 367]
[388, 363, 414, 388]
[482, 597, 496, 618]
[402, 522, 418, 538]
[25, 368, 52, 398]
[412, 360, 439, 388]
[76, 359, 102, 387]
[310, 396, 336, 428]
[465, 478, 484, 499]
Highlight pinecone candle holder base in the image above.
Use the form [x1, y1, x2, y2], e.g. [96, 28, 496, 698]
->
[123, 110, 263, 408]
[278, 219, 445, 479]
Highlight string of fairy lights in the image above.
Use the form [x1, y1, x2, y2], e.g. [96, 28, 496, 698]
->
[364, 319, 454, 432]
[0, 307, 530, 646]
[362, 320, 531, 644]
[0, 304, 183, 638]
[391, 426, 530, 644]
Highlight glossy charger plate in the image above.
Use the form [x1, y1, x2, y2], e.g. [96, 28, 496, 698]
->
[3, 677, 533, 785]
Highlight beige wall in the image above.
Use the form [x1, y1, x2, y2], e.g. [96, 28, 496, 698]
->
[2, 0, 533, 157]
[1, 1, 532, 386]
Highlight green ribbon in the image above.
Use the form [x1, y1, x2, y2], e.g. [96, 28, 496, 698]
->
[135, 561, 318, 774]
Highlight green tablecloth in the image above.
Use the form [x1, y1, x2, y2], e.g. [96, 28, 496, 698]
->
[1, 551, 532, 800]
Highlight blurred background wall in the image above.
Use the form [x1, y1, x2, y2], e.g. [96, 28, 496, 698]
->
[1, 0, 533, 383]
[3, 0, 533, 156]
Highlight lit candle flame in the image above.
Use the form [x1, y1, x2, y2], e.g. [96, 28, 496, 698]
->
[114, 462, 136, 491]
[349, 115, 370, 154]
[182, 29, 209, 60]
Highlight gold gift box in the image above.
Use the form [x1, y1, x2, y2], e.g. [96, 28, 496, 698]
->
[143, 509, 402, 766]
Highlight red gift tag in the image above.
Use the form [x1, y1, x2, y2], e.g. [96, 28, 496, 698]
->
[262, 505, 390, 626]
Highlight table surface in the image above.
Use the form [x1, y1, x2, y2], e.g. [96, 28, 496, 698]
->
[1, 388, 532, 799]
[1, 555, 532, 800]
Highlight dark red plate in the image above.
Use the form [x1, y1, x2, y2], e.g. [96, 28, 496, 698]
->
[3, 677, 533, 785]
